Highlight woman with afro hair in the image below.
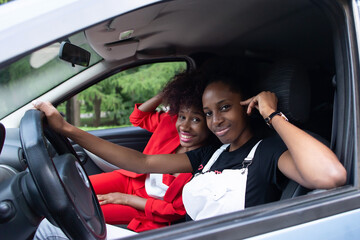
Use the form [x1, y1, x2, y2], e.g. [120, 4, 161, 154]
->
[84, 71, 216, 232]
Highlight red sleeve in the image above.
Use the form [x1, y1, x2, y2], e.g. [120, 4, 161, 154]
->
[129, 103, 166, 133]
[143, 173, 192, 223]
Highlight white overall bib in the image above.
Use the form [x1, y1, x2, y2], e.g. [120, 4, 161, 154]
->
[183, 140, 262, 220]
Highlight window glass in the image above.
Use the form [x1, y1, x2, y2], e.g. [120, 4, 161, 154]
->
[57, 62, 187, 131]
[0, 32, 102, 119]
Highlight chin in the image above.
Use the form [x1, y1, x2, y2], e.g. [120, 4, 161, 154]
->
[218, 137, 232, 144]
[180, 141, 193, 147]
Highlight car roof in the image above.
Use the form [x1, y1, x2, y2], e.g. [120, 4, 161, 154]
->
[86, 0, 332, 65]
[0, 0, 160, 66]
[0, 0, 332, 67]
[85, 0, 320, 59]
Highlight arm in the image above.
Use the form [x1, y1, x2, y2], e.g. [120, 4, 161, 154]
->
[240, 91, 347, 189]
[129, 93, 167, 132]
[32, 101, 192, 174]
[97, 193, 146, 210]
[138, 93, 163, 112]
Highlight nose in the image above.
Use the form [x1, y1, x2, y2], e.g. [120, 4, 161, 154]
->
[179, 119, 191, 131]
[212, 112, 223, 126]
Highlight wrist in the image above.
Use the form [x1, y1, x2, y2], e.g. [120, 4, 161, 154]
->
[264, 111, 288, 128]
[123, 195, 130, 205]
[260, 107, 276, 119]
[62, 121, 74, 134]
[61, 121, 79, 138]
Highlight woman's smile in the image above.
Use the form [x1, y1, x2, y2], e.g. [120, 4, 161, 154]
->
[214, 127, 230, 137]
[179, 131, 195, 143]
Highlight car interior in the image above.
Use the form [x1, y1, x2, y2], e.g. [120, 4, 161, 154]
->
[0, 0, 357, 239]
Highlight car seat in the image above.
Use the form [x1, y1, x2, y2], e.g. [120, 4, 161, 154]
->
[257, 59, 311, 126]
[257, 59, 327, 200]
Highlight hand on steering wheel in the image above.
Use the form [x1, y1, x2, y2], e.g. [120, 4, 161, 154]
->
[20, 109, 106, 240]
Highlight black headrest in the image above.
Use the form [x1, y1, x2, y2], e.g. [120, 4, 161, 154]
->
[258, 59, 311, 124]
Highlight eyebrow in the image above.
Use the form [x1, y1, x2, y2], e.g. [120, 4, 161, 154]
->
[191, 111, 203, 116]
[203, 99, 227, 110]
[178, 109, 203, 115]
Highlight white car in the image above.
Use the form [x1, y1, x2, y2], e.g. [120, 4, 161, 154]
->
[0, 0, 359, 239]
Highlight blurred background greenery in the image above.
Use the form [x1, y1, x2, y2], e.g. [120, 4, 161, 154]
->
[0, 0, 14, 5]
[58, 62, 186, 130]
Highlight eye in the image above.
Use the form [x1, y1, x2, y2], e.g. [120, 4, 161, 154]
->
[178, 115, 186, 120]
[192, 117, 200, 122]
[204, 111, 212, 117]
[220, 104, 230, 111]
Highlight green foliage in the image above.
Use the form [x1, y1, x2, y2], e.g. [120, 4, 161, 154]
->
[77, 62, 186, 127]
[0, 0, 14, 4]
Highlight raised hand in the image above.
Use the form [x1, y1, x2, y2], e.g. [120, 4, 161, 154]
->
[240, 91, 278, 118]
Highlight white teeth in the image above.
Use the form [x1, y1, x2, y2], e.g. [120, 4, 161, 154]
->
[181, 134, 192, 139]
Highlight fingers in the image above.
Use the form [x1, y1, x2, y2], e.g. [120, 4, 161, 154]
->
[32, 100, 62, 120]
[32, 100, 55, 115]
[96, 193, 126, 205]
[97, 194, 109, 205]
[239, 98, 252, 106]
[97, 194, 105, 201]
[239, 91, 278, 117]
[240, 97, 258, 115]
[32, 100, 47, 109]
[31, 100, 40, 109]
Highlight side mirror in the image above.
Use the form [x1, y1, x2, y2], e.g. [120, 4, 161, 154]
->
[59, 41, 91, 67]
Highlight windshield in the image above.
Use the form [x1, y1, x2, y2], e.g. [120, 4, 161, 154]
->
[0, 32, 102, 119]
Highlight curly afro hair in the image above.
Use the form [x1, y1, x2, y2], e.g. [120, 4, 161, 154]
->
[162, 71, 206, 115]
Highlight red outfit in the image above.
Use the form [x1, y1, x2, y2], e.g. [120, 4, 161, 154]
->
[89, 103, 192, 232]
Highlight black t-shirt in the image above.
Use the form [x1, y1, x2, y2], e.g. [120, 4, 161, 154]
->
[185, 135, 288, 209]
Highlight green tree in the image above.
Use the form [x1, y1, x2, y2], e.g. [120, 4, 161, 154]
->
[77, 62, 186, 127]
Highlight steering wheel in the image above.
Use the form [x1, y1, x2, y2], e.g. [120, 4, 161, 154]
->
[19, 109, 106, 240]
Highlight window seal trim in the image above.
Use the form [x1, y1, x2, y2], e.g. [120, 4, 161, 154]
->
[128, 186, 359, 239]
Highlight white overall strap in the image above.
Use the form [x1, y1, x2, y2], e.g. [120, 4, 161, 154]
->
[202, 140, 262, 173]
[241, 140, 262, 173]
[244, 140, 262, 161]
[202, 144, 230, 173]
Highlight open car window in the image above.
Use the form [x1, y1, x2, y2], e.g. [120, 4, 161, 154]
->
[57, 61, 187, 130]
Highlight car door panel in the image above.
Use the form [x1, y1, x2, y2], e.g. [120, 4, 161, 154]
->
[72, 126, 152, 175]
